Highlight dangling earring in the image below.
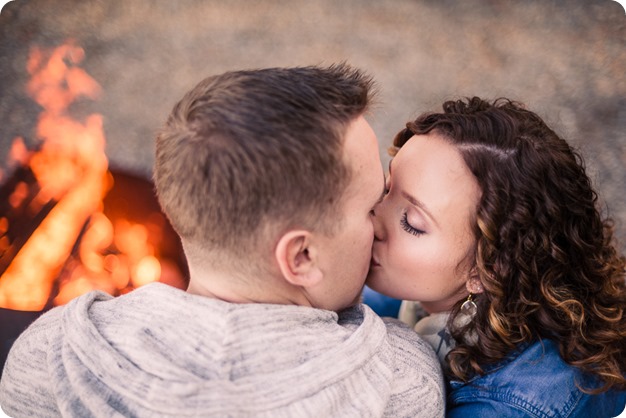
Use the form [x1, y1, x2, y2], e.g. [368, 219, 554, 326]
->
[460, 293, 477, 318]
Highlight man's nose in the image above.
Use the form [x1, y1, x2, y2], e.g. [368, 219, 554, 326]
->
[370, 203, 385, 241]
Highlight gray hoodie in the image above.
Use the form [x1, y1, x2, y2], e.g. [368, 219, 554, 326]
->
[0, 282, 444, 417]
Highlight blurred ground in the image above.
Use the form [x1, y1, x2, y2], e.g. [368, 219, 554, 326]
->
[0, 0, 624, 249]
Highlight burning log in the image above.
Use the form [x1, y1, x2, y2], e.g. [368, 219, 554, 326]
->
[0, 161, 57, 275]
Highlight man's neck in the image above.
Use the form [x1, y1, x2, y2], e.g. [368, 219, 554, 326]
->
[185, 270, 313, 307]
[186, 279, 255, 303]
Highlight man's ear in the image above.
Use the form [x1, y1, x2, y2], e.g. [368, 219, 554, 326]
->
[274, 230, 323, 287]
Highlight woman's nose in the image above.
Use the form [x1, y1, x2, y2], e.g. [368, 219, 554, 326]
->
[370, 202, 385, 241]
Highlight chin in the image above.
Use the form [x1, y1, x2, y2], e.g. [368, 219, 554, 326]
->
[365, 269, 381, 286]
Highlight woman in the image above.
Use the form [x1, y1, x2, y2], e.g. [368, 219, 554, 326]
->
[367, 97, 626, 417]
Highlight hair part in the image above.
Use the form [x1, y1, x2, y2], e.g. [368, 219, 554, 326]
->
[393, 97, 626, 392]
[154, 64, 376, 273]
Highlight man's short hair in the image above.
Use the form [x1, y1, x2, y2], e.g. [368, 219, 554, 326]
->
[154, 64, 375, 266]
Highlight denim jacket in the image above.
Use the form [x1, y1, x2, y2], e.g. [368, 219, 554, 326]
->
[447, 339, 626, 417]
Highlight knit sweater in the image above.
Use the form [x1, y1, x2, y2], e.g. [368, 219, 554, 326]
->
[0, 283, 444, 417]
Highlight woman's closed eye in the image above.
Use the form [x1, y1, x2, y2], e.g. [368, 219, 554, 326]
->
[400, 212, 425, 236]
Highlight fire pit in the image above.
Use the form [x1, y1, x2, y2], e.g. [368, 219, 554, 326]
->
[0, 42, 188, 373]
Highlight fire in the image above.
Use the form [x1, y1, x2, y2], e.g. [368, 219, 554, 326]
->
[0, 42, 184, 311]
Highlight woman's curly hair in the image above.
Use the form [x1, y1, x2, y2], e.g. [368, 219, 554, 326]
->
[392, 97, 626, 393]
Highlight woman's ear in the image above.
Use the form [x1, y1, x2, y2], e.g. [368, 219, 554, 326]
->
[274, 230, 323, 287]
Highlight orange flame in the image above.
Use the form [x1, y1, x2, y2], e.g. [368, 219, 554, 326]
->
[0, 42, 177, 311]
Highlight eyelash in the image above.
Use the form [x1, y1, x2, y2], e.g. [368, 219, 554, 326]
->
[400, 212, 425, 236]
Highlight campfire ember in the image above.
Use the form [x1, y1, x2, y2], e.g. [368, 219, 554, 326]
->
[0, 42, 187, 312]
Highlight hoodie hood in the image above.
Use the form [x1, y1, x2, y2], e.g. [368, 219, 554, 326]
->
[49, 283, 386, 415]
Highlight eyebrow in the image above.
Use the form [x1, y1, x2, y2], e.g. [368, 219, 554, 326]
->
[389, 160, 439, 227]
[401, 191, 439, 227]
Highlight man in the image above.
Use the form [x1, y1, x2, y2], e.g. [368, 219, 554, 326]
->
[0, 64, 444, 417]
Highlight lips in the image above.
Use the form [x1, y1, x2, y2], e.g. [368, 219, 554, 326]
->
[370, 255, 380, 268]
